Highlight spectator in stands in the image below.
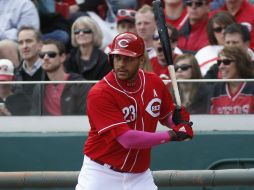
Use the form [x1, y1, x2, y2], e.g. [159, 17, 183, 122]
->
[195, 11, 235, 76]
[65, 16, 112, 80]
[150, 24, 181, 79]
[0, 59, 30, 116]
[205, 23, 254, 79]
[104, 9, 137, 54]
[163, 0, 188, 30]
[210, 46, 254, 114]
[174, 54, 212, 114]
[116, 9, 137, 34]
[15, 26, 44, 97]
[177, 0, 210, 54]
[0, 0, 39, 69]
[31, 39, 91, 116]
[224, 23, 254, 59]
[16, 26, 43, 81]
[135, 5, 156, 55]
[219, 0, 254, 50]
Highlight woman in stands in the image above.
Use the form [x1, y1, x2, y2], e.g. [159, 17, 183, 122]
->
[64, 16, 112, 80]
[210, 46, 254, 114]
[195, 11, 235, 76]
[174, 54, 212, 114]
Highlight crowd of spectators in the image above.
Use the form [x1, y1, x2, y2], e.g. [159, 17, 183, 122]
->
[0, 0, 254, 116]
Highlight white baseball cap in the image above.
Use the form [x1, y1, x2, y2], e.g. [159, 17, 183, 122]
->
[0, 59, 14, 81]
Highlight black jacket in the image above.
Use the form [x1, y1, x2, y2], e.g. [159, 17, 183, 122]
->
[14, 62, 44, 98]
[64, 47, 112, 80]
[0, 91, 31, 116]
[30, 72, 92, 116]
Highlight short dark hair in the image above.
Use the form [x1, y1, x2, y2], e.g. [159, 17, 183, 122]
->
[224, 23, 251, 43]
[42, 39, 66, 54]
[18, 26, 42, 41]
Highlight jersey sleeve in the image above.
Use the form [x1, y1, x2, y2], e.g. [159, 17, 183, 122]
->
[87, 89, 130, 137]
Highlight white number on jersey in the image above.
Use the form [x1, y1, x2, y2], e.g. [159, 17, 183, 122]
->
[122, 105, 136, 122]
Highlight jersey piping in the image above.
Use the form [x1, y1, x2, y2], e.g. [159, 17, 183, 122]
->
[103, 70, 147, 172]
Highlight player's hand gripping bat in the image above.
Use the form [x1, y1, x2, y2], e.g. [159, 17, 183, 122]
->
[152, 0, 182, 107]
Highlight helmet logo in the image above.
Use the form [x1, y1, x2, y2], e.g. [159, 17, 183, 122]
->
[118, 39, 129, 48]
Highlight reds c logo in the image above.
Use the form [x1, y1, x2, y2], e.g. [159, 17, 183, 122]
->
[118, 39, 129, 48]
[145, 98, 161, 117]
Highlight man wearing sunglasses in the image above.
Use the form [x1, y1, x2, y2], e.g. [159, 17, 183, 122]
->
[30, 39, 91, 116]
[163, 0, 188, 30]
[177, 0, 210, 54]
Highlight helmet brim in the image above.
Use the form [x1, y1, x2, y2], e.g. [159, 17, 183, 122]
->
[109, 49, 141, 57]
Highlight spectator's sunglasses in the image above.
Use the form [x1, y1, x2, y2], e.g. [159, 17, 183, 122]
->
[213, 27, 226, 33]
[174, 64, 192, 72]
[39, 51, 59, 59]
[74, 28, 93, 35]
[117, 9, 136, 18]
[217, 59, 235, 66]
[185, 0, 206, 7]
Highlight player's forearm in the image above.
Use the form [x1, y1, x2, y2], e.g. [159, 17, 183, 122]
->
[116, 130, 172, 149]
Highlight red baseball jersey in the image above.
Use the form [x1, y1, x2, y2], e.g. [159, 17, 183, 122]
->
[84, 70, 174, 172]
[177, 17, 209, 53]
[164, 8, 188, 30]
[210, 82, 254, 114]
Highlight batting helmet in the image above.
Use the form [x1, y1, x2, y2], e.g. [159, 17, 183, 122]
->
[109, 32, 145, 57]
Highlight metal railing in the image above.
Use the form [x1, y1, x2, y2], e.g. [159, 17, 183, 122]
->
[0, 169, 254, 188]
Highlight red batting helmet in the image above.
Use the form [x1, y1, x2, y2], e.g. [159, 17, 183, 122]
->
[109, 32, 145, 57]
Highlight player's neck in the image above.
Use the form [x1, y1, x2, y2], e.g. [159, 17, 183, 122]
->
[116, 72, 142, 94]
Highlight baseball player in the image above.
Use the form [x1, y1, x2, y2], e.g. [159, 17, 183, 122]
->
[76, 32, 193, 190]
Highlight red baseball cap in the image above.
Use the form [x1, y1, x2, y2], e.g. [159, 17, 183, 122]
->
[0, 59, 14, 81]
[116, 9, 136, 23]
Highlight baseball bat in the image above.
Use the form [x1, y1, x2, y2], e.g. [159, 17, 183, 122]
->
[152, 0, 182, 107]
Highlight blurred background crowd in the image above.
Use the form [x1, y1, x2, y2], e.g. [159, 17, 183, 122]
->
[0, 0, 254, 116]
